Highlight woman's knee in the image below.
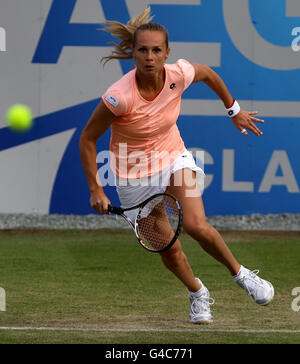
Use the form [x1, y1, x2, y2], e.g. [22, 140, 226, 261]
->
[184, 220, 212, 241]
[160, 241, 185, 263]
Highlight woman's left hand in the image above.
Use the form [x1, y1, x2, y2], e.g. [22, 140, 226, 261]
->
[231, 109, 264, 136]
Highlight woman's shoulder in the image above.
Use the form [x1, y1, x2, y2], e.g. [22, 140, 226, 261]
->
[102, 69, 135, 116]
[107, 68, 135, 93]
[165, 59, 195, 91]
[165, 59, 194, 74]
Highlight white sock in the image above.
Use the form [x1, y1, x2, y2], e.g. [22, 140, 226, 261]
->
[233, 265, 245, 280]
[189, 278, 205, 297]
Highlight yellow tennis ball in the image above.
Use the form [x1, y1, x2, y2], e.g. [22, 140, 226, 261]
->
[6, 104, 33, 132]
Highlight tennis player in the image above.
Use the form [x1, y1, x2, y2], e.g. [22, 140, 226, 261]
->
[79, 7, 274, 324]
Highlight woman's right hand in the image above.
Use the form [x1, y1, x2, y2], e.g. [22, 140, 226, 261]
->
[90, 190, 111, 214]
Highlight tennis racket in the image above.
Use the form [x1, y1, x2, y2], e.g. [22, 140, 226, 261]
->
[108, 193, 183, 253]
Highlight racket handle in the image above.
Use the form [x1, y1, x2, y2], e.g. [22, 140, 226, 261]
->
[108, 205, 124, 215]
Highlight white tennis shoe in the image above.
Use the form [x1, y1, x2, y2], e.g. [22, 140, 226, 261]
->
[234, 265, 274, 306]
[189, 278, 214, 324]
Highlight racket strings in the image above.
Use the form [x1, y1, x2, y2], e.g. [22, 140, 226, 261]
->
[136, 195, 181, 251]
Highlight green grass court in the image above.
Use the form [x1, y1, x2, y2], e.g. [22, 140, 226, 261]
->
[0, 229, 299, 344]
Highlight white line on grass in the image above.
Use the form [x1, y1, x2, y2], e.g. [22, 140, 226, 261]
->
[0, 326, 299, 334]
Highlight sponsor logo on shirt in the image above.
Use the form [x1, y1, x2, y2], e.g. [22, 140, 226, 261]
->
[105, 94, 119, 107]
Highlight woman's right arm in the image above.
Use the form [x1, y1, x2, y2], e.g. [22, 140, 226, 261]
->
[79, 100, 116, 214]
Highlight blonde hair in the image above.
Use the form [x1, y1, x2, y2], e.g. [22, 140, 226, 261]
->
[101, 7, 168, 64]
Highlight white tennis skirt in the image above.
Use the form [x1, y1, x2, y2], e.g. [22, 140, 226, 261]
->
[116, 150, 205, 221]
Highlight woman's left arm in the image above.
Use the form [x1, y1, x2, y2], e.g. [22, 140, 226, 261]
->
[191, 63, 264, 136]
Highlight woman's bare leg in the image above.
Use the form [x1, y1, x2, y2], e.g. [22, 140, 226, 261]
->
[159, 240, 202, 292]
[167, 169, 241, 276]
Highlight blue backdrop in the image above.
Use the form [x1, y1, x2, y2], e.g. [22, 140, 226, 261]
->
[1, 0, 299, 215]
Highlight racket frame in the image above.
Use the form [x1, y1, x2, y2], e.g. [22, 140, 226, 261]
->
[108, 193, 183, 253]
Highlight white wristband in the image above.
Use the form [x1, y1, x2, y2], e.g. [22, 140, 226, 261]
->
[226, 99, 240, 118]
